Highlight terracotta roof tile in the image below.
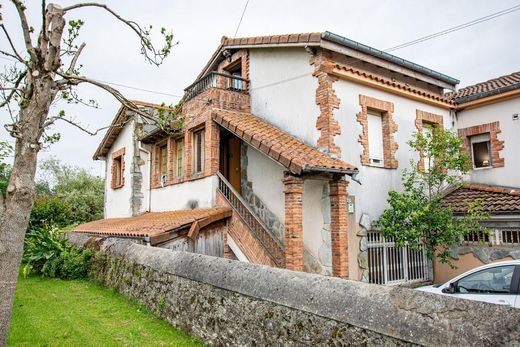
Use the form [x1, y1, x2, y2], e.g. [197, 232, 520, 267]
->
[444, 184, 520, 214]
[212, 109, 356, 175]
[447, 71, 520, 103]
[73, 207, 231, 241]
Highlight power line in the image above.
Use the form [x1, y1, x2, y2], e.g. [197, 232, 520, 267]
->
[0, 56, 182, 98]
[233, 0, 250, 38]
[385, 3, 520, 52]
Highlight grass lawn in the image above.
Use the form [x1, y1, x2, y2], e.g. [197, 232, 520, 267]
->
[8, 275, 203, 347]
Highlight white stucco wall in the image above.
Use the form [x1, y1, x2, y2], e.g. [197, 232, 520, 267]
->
[249, 47, 320, 146]
[457, 98, 520, 188]
[246, 145, 285, 223]
[149, 175, 217, 212]
[138, 143, 151, 214]
[104, 120, 135, 218]
[333, 80, 453, 225]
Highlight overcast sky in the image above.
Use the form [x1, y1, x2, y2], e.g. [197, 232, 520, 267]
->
[1, 0, 519, 176]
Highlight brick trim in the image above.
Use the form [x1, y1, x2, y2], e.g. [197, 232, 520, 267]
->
[283, 175, 304, 271]
[415, 109, 444, 171]
[357, 95, 398, 168]
[329, 179, 349, 279]
[310, 53, 341, 157]
[110, 147, 125, 189]
[457, 121, 505, 168]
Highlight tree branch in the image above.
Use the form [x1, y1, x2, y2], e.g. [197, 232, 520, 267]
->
[55, 72, 158, 122]
[0, 50, 24, 64]
[62, 2, 175, 66]
[66, 42, 85, 74]
[11, 0, 37, 62]
[46, 116, 131, 136]
[0, 24, 25, 63]
[0, 70, 27, 108]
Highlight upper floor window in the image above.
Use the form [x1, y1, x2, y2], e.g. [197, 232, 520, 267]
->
[111, 148, 125, 189]
[470, 133, 491, 168]
[159, 143, 168, 184]
[225, 59, 243, 91]
[367, 111, 384, 167]
[176, 138, 184, 178]
[193, 129, 205, 174]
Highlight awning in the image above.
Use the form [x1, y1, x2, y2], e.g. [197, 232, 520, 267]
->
[212, 109, 357, 175]
[73, 207, 231, 245]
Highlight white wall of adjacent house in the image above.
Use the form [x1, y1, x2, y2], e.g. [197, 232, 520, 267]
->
[457, 97, 520, 188]
[149, 175, 217, 212]
[249, 47, 320, 147]
[104, 119, 135, 218]
[334, 79, 453, 226]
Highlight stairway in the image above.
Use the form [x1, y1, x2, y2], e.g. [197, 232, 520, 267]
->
[216, 172, 285, 268]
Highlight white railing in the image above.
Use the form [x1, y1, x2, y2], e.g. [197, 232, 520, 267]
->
[462, 229, 520, 247]
[367, 231, 431, 285]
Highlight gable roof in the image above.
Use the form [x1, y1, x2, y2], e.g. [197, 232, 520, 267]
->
[93, 100, 174, 160]
[444, 184, 520, 215]
[212, 109, 357, 176]
[447, 71, 520, 104]
[197, 31, 459, 88]
[73, 207, 231, 245]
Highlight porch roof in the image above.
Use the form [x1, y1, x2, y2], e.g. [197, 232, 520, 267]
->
[444, 184, 520, 215]
[212, 109, 357, 176]
[73, 207, 231, 245]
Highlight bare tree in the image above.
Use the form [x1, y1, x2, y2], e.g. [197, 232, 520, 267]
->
[0, 1, 178, 343]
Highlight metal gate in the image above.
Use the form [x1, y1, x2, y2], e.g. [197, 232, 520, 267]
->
[367, 231, 431, 285]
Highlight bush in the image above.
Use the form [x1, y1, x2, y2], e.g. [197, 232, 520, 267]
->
[30, 196, 73, 229]
[23, 227, 92, 279]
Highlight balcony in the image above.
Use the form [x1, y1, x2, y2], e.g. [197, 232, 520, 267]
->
[184, 71, 249, 101]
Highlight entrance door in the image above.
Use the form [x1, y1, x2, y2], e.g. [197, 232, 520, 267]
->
[227, 137, 241, 193]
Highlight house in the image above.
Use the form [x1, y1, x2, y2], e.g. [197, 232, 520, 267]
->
[73, 31, 518, 285]
[435, 72, 520, 283]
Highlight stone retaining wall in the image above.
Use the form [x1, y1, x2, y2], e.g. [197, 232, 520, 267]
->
[67, 233, 520, 346]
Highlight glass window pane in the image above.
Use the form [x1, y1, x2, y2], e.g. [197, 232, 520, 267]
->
[160, 145, 167, 176]
[368, 112, 384, 165]
[472, 141, 491, 168]
[457, 266, 514, 294]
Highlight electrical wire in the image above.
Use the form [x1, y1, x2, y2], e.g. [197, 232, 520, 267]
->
[234, 0, 250, 38]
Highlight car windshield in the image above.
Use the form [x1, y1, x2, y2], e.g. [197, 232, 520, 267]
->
[457, 265, 515, 294]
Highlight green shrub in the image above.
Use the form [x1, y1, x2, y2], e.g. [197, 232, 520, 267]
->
[23, 227, 92, 279]
[30, 196, 73, 229]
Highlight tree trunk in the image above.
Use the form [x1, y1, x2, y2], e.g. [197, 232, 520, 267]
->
[0, 77, 52, 345]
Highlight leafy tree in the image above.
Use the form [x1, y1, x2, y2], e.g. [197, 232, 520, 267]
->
[38, 159, 104, 223]
[373, 127, 488, 266]
[0, 2, 179, 341]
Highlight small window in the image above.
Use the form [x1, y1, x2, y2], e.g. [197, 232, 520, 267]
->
[501, 229, 520, 245]
[367, 111, 384, 166]
[225, 60, 243, 91]
[111, 148, 125, 189]
[159, 144, 168, 183]
[470, 133, 492, 168]
[193, 129, 205, 174]
[457, 266, 515, 294]
[113, 156, 123, 187]
[176, 138, 184, 178]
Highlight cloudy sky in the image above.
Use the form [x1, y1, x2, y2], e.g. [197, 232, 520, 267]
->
[1, 0, 519, 176]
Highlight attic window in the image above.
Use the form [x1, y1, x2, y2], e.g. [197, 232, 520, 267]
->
[471, 133, 491, 168]
[111, 148, 125, 189]
[225, 59, 244, 91]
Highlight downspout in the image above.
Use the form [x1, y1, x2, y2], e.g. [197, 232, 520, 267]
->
[139, 141, 152, 212]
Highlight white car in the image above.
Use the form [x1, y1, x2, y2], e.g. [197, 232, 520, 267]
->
[418, 260, 520, 308]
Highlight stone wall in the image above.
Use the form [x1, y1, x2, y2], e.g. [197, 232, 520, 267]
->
[68, 233, 520, 347]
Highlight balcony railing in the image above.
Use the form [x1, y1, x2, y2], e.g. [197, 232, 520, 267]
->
[184, 71, 249, 101]
[217, 172, 285, 267]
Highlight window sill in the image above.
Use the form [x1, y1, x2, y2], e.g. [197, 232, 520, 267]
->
[150, 172, 209, 189]
[111, 184, 124, 190]
[472, 166, 493, 171]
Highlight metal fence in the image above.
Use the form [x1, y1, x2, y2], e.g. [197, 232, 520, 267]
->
[367, 231, 431, 285]
[462, 228, 520, 247]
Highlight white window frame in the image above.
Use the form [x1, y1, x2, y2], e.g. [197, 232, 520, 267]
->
[367, 111, 384, 167]
[193, 128, 205, 174]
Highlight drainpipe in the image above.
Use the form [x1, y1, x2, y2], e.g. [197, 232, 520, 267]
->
[138, 141, 152, 212]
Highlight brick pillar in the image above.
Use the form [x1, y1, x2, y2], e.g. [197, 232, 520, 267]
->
[283, 175, 304, 271]
[329, 179, 349, 279]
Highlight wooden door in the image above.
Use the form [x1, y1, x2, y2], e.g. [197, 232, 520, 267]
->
[228, 137, 241, 193]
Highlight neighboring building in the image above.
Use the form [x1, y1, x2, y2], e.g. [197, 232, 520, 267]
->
[436, 72, 520, 283]
[73, 32, 518, 285]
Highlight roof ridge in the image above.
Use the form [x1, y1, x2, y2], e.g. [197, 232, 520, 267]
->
[463, 183, 520, 196]
[457, 71, 520, 91]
